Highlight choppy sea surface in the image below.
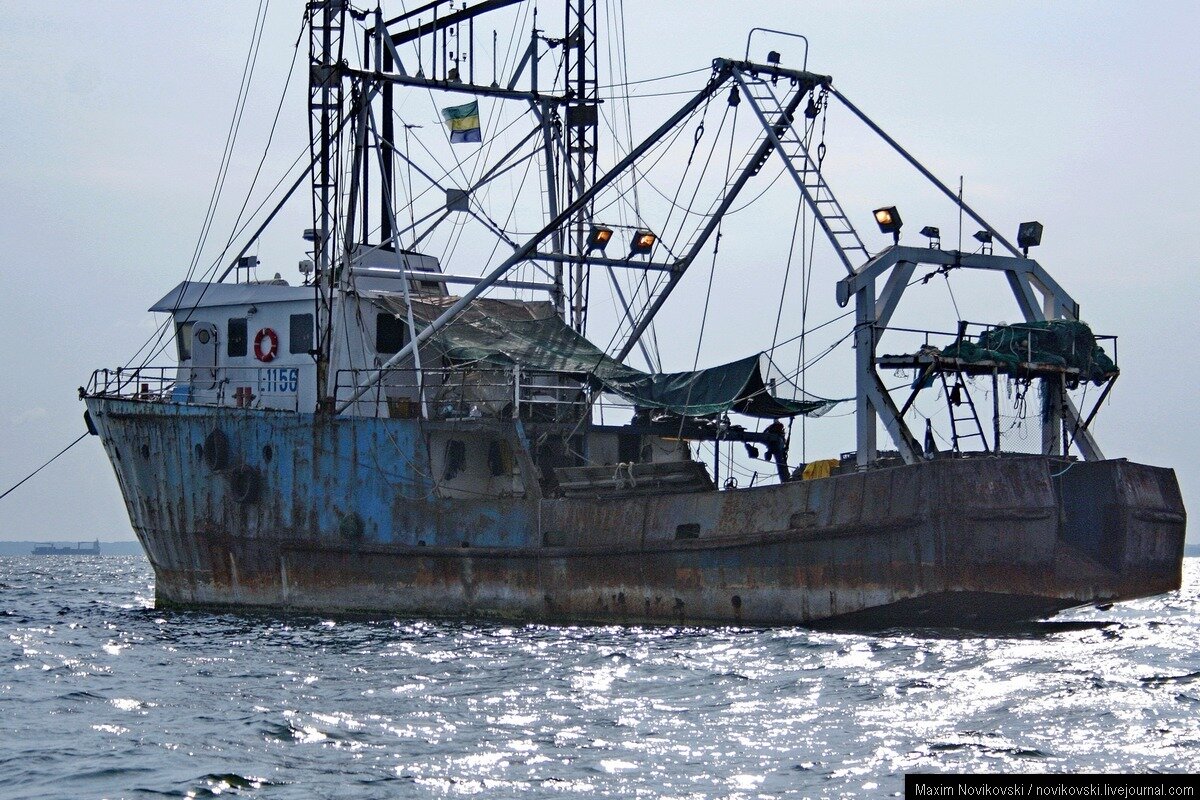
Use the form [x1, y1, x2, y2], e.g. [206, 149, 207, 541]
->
[1, 556, 1198, 799]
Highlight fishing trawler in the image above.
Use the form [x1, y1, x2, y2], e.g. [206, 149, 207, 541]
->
[81, 1, 1185, 626]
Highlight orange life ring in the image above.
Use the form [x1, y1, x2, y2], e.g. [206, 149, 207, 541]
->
[253, 328, 279, 362]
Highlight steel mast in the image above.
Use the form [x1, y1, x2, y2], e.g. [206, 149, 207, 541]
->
[308, 0, 348, 408]
[562, 0, 598, 332]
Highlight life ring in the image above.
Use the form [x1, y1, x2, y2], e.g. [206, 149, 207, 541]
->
[253, 328, 279, 362]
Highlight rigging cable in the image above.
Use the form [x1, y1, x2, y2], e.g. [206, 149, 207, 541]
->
[793, 91, 829, 459]
[594, 64, 711, 91]
[435, 22, 549, 274]
[183, 0, 271, 286]
[220, 12, 305, 266]
[603, 97, 730, 356]
[127, 1, 286, 371]
[671, 93, 742, 438]
[769, 196, 806, 356]
[944, 271, 963, 322]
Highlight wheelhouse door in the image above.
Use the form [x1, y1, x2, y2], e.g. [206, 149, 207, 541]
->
[189, 321, 219, 390]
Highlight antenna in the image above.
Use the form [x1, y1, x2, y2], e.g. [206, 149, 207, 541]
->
[957, 175, 964, 252]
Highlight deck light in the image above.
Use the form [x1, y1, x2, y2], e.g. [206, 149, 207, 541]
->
[973, 229, 993, 254]
[873, 206, 902, 244]
[919, 225, 941, 249]
[1017, 221, 1043, 256]
[630, 229, 657, 256]
[587, 225, 614, 252]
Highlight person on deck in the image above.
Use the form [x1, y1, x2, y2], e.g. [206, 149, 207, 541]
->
[763, 418, 790, 483]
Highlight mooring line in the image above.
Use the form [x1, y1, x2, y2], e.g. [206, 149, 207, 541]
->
[0, 432, 89, 502]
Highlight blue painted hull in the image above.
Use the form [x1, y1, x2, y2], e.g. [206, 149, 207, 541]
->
[84, 398, 1186, 626]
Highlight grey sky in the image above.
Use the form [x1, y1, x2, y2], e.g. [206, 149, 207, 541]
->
[0, 1, 1195, 541]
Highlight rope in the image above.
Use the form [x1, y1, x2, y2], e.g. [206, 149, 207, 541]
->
[595, 65, 711, 91]
[769, 197, 805, 355]
[944, 272, 963, 322]
[183, 0, 270, 286]
[0, 433, 89, 503]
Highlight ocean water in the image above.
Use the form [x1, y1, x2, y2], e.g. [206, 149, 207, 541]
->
[1, 556, 1197, 799]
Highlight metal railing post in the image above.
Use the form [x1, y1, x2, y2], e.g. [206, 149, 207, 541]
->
[512, 366, 520, 419]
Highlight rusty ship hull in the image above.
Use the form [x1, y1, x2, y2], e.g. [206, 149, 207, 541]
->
[86, 398, 1185, 626]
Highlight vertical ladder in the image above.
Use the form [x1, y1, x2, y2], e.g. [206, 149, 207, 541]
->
[733, 69, 870, 276]
[938, 371, 988, 453]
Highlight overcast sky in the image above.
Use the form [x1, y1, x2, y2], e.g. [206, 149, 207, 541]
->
[0, 1, 1196, 542]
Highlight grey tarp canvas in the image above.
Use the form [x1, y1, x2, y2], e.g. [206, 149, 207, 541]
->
[366, 294, 839, 418]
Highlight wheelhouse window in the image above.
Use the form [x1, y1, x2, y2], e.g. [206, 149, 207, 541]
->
[176, 321, 194, 361]
[376, 313, 408, 354]
[289, 313, 314, 355]
[227, 317, 247, 357]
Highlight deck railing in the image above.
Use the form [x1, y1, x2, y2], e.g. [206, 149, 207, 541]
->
[875, 320, 1117, 371]
[87, 364, 635, 422]
[85, 365, 301, 411]
[333, 366, 596, 423]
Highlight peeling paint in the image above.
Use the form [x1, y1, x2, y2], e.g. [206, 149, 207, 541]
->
[85, 397, 1186, 626]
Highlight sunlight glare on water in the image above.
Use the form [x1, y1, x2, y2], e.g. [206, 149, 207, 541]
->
[1, 556, 1198, 798]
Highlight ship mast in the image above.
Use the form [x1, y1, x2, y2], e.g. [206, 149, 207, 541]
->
[562, 0, 599, 332]
[308, 0, 348, 407]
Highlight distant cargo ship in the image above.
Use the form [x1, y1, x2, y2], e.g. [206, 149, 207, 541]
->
[31, 540, 101, 556]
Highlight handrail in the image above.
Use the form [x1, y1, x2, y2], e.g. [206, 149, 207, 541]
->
[85, 365, 304, 412]
[744, 28, 809, 70]
[332, 365, 595, 422]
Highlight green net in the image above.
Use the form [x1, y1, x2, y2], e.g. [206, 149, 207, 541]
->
[939, 320, 1117, 384]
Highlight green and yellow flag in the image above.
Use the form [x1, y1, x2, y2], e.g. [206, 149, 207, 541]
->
[441, 100, 481, 143]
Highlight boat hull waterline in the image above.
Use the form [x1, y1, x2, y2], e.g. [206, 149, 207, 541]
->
[87, 398, 1185, 627]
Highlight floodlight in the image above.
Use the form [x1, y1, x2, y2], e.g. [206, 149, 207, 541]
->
[587, 225, 613, 252]
[630, 229, 657, 256]
[873, 206, 902, 244]
[1017, 220, 1043, 256]
[919, 225, 941, 249]
[973, 229, 993, 254]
